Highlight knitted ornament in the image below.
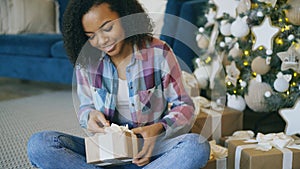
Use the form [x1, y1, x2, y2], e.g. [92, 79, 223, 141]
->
[285, 0, 300, 25]
[251, 56, 271, 75]
[244, 77, 274, 112]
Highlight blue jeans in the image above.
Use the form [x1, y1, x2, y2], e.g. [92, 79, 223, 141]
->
[27, 131, 210, 169]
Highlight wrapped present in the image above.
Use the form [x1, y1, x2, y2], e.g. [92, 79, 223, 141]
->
[202, 140, 228, 169]
[202, 158, 227, 169]
[191, 96, 243, 142]
[228, 132, 300, 169]
[182, 71, 200, 97]
[220, 130, 255, 147]
[85, 124, 139, 166]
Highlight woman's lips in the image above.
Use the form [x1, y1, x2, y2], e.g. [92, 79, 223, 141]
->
[103, 44, 115, 53]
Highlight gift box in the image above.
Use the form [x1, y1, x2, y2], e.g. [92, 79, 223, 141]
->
[85, 125, 139, 166]
[201, 158, 227, 169]
[191, 105, 243, 142]
[227, 139, 300, 169]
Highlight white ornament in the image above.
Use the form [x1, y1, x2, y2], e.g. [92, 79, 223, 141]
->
[257, 11, 264, 17]
[213, 0, 239, 18]
[288, 34, 295, 41]
[220, 21, 232, 36]
[274, 78, 289, 92]
[266, 49, 273, 55]
[240, 80, 247, 87]
[277, 45, 300, 73]
[205, 9, 217, 27]
[227, 93, 246, 111]
[231, 16, 250, 38]
[219, 42, 226, 48]
[193, 63, 212, 89]
[264, 91, 271, 97]
[274, 72, 292, 92]
[279, 98, 300, 135]
[198, 27, 205, 33]
[251, 16, 280, 51]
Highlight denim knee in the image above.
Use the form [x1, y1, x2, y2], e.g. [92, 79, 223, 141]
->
[27, 131, 60, 164]
[181, 133, 211, 167]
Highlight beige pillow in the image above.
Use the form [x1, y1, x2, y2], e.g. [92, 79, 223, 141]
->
[0, 0, 10, 33]
[5, 0, 58, 34]
[138, 0, 167, 38]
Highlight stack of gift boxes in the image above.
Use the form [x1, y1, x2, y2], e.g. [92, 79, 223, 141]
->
[190, 95, 300, 169]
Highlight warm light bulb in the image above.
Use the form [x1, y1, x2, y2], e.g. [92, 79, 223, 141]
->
[276, 38, 283, 45]
[285, 17, 289, 22]
[292, 82, 297, 86]
[233, 90, 237, 94]
[205, 56, 212, 63]
[253, 72, 257, 76]
[287, 91, 290, 95]
[252, 3, 259, 8]
[227, 81, 232, 86]
[279, 18, 283, 22]
[244, 50, 250, 56]
[294, 72, 298, 77]
[285, 25, 290, 31]
[258, 46, 264, 50]
[243, 61, 249, 66]
[281, 28, 285, 32]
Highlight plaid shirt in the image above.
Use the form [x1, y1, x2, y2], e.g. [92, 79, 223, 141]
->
[76, 38, 195, 138]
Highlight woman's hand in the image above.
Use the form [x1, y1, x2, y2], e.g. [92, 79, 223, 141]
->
[87, 110, 110, 133]
[131, 123, 164, 166]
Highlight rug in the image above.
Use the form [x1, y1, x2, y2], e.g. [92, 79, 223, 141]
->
[0, 91, 86, 169]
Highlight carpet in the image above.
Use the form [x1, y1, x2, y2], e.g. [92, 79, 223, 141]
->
[0, 91, 86, 169]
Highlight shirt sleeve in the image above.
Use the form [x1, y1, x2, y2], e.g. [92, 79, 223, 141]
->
[75, 65, 95, 128]
[158, 44, 196, 139]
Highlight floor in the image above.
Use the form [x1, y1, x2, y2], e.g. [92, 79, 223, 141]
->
[0, 78, 72, 101]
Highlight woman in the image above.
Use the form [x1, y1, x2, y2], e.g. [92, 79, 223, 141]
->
[27, 0, 210, 168]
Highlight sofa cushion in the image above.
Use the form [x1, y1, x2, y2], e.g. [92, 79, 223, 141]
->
[51, 40, 68, 58]
[0, 34, 62, 58]
[0, 0, 58, 34]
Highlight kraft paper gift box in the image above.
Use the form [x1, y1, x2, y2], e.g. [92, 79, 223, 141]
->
[201, 158, 227, 169]
[191, 106, 243, 142]
[227, 140, 300, 169]
[201, 140, 228, 169]
[85, 125, 139, 166]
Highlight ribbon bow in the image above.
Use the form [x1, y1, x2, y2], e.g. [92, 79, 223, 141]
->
[245, 132, 300, 151]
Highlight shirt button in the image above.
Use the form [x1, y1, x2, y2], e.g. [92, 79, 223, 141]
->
[131, 103, 135, 107]
[130, 86, 133, 89]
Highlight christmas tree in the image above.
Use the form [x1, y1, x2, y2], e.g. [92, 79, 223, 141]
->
[194, 0, 300, 113]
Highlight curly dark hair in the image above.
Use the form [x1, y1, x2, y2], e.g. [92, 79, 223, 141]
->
[62, 0, 153, 66]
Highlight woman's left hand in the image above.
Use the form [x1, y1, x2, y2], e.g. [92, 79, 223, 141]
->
[131, 123, 164, 166]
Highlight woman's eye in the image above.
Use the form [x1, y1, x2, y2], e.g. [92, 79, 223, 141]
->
[102, 26, 113, 32]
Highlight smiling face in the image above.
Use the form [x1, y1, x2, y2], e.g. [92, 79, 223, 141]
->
[82, 3, 131, 59]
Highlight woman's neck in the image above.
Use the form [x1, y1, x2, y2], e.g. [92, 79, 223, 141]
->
[110, 42, 133, 67]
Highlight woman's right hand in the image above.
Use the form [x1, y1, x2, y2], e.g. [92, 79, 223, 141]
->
[87, 110, 110, 133]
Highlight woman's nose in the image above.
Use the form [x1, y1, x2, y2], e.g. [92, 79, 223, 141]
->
[94, 32, 109, 47]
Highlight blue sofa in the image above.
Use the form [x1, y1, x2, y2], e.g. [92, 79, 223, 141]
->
[0, 0, 207, 84]
[0, 0, 72, 84]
